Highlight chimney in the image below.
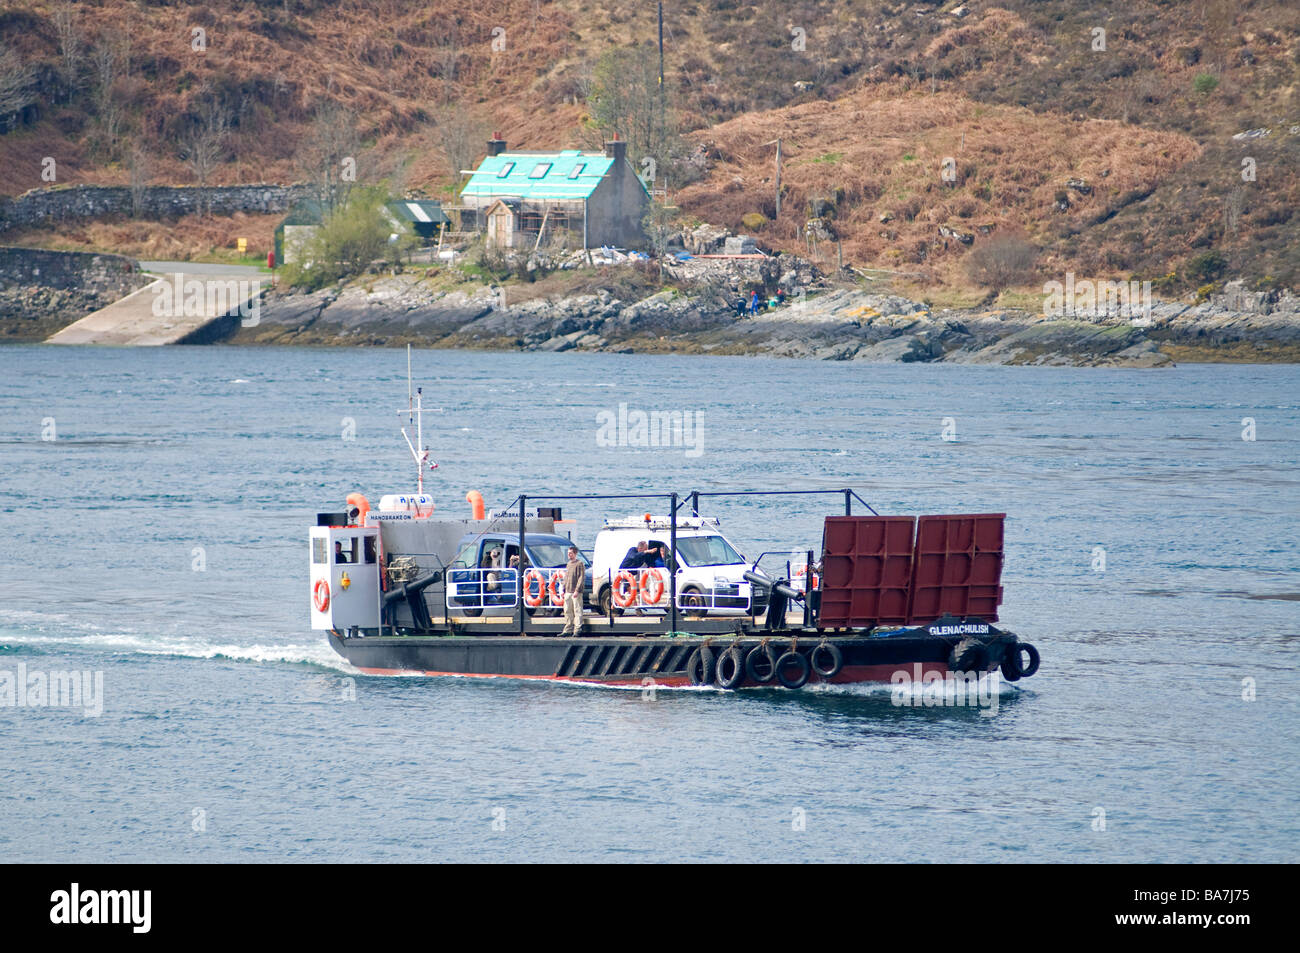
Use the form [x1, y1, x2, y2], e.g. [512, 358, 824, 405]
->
[487, 132, 506, 157]
[604, 133, 626, 163]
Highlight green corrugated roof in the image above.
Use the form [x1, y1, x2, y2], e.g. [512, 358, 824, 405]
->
[462, 151, 620, 201]
[386, 200, 450, 225]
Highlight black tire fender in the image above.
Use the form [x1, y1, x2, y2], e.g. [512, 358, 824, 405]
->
[715, 646, 745, 689]
[775, 651, 810, 689]
[1000, 644, 1022, 681]
[686, 646, 715, 686]
[810, 642, 843, 679]
[948, 638, 989, 673]
[745, 643, 778, 683]
[1014, 642, 1040, 678]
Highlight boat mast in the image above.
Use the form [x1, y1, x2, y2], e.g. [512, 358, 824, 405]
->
[400, 344, 436, 495]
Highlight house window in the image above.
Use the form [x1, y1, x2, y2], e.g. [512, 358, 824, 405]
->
[567, 163, 585, 179]
[528, 162, 552, 178]
[496, 162, 514, 178]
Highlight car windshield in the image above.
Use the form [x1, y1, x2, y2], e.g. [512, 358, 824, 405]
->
[674, 535, 744, 567]
[529, 542, 585, 568]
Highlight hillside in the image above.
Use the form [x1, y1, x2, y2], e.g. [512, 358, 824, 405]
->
[1, 0, 1298, 293]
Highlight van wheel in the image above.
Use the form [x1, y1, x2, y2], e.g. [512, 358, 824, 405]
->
[598, 588, 623, 617]
[681, 586, 707, 615]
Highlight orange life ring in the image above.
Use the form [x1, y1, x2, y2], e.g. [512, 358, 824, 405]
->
[313, 578, 330, 612]
[548, 570, 566, 607]
[612, 571, 639, 608]
[640, 568, 666, 605]
[793, 566, 820, 590]
[523, 569, 546, 607]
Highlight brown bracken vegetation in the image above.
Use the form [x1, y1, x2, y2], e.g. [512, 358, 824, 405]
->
[1, 0, 1298, 292]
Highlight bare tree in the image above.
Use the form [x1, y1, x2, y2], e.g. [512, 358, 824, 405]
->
[128, 144, 150, 217]
[434, 29, 460, 103]
[182, 92, 231, 217]
[1223, 186, 1245, 236]
[297, 100, 362, 213]
[435, 107, 490, 186]
[52, 2, 82, 99]
[0, 42, 36, 123]
[90, 31, 130, 158]
[966, 233, 1039, 294]
[587, 45, 682, 184]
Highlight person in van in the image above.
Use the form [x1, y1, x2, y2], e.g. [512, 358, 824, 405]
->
[483, 547, 503, 591]
[620, 541, 649, 570]
[645, 543, 667, 568]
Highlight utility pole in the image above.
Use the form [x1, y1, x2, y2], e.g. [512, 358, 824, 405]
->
[775, 137, 781, 217]
[658, 2, 665, 150]
[764, 138, 783, 217]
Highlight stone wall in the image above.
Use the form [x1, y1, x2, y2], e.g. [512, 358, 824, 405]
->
[0, 184, 315, 233]
[0, 246, 151, 341]
[0, 246, 144, 297]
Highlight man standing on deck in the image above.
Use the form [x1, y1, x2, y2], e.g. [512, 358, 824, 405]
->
[561, 545, 585, 636]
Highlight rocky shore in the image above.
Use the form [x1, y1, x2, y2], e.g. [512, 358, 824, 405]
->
[226, 271, 1300, 367]
[2, 241, 1297, 364]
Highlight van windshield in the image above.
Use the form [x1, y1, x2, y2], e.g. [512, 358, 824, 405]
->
[674, 535, 744, 567]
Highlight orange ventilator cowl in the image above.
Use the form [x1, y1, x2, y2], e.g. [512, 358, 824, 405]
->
[467, 490, 486, 521]
[346, 492, 370, 526]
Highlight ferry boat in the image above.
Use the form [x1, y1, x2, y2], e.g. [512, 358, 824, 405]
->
[309, 362, 1041, 691]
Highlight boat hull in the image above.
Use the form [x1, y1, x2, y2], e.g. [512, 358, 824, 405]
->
[327, 624, 1023, 689]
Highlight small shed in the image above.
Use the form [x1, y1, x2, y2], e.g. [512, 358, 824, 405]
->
[483, 199, 521, 249]
[274, 198, 326, 266]
[385, 200, 450, 242]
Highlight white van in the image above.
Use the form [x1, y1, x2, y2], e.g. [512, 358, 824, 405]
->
[590, 516, 766, 616]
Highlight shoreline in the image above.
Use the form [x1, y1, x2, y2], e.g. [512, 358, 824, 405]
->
[5, 269, 1300, 366]
[221, 275, 1300, 367]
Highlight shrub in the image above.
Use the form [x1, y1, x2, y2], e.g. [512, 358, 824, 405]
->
[741, 212, 767, 230]
[1186, 250, 1226, 283]
[966, 233, 1038, 292]
[280, 186, 400, 291]
[1193, 73, 1220, 95]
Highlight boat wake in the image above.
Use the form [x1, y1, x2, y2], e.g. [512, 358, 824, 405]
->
[0, 616, 354, 673]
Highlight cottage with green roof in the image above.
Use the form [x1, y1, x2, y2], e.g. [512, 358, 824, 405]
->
[461, 136, 650, 251]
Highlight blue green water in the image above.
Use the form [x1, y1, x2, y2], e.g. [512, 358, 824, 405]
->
[1, 345, 1297, 861]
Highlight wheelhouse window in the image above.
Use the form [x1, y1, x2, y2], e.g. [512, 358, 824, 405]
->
[312, 538, 327, 564]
